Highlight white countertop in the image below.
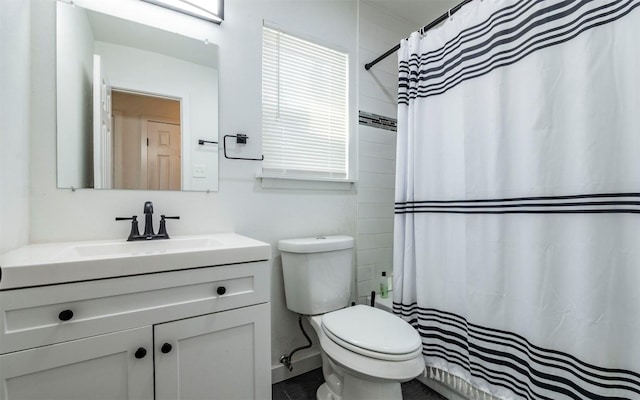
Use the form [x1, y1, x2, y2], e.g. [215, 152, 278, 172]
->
[0, 233, 270, 290]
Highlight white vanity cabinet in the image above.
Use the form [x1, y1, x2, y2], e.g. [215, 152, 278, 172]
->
[0, 234, 272, 400]
[1, 304, 270, 400]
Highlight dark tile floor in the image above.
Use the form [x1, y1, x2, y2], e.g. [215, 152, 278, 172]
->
[272, 368, 447, 400]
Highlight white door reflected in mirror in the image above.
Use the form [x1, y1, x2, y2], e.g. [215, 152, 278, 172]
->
[146, 121, 181, 191]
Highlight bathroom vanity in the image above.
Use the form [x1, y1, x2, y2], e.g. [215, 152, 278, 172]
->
[0, 234, 271, 400]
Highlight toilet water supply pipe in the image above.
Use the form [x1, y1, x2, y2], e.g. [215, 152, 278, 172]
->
[280, 315, 313, 371]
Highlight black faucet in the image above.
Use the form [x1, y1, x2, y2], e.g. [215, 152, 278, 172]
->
[143, 201, 155, 237]
[116, 201, 180, 241]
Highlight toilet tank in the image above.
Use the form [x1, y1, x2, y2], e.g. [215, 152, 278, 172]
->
[278, 236, 354, 315]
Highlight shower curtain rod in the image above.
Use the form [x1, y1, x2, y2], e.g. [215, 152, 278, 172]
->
[364, 0, 475, 71]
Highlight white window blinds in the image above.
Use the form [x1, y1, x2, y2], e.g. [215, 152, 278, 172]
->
[262, 27, 349, 179]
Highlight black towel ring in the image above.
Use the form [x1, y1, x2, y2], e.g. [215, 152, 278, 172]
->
[223, 134, 264, 161]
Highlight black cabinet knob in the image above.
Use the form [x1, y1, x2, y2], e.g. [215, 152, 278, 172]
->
[134, 347, 147, 359]
[216, 286, 227, 295]
[58, 309, 74, 321]
[161, 343, 172, 354]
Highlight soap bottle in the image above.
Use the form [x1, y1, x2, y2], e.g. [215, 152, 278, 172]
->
[380, 272, 389, 298]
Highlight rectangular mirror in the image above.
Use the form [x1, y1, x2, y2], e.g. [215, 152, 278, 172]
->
[56, 2, 219, 192]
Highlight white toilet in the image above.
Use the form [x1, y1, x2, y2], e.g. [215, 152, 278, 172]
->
[278, 235, 425, 400]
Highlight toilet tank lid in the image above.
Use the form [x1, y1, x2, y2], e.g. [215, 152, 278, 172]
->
[278, 235, 354, 253]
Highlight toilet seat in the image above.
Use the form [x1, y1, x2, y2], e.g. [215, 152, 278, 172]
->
[309, 314, 425, 383]
[321, 305, 422, 362]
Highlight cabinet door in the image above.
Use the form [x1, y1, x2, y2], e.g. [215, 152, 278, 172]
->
[155, 303, 271, 400]
[0, 326, 153, 400]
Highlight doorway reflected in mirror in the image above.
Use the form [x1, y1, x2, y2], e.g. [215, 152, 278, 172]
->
[112, 91, 181, 191]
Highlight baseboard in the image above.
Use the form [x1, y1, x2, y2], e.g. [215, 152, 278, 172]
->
[271, 351, 322, 384]
[416, 374, 469, 400]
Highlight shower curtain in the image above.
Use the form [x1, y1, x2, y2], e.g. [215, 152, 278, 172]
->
[393, 0, 640, 399]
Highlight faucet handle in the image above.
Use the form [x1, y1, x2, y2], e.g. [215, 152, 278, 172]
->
[116, 216, 141, 241]
[157, 215, 180, 239]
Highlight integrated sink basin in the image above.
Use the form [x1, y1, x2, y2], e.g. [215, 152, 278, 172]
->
[57, 236, 223, 259]
[0, 233, 270, 290]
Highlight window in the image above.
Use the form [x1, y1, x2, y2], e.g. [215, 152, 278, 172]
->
[262, 26, 349, 180]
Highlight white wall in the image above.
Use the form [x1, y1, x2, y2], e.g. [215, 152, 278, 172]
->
[94, 41, 219, 191]
[29, 0, 358, 379]
[56, 3, 94, 189]
[356, 2, 419, 301]
[359, 2, 412, 117]
[0, 0, 30, 253]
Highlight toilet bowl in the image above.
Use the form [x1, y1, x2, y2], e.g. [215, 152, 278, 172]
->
[278, 236, 425, 400]
[309, 305, 425, 400]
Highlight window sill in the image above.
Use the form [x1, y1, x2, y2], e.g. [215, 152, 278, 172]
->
[256, 174, 356, 190]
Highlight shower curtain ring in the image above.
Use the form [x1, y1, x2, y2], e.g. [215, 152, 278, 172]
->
[448, 9, 452, 20]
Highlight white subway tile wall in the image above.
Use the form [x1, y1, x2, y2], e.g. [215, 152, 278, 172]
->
[356, 126, 397, 299]
[357, 264, 376, 281]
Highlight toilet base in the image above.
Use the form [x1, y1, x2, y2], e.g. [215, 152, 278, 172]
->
[342, 374, 402, 400]
[315, 376, 402, 400]
[316, 383, 336, 400]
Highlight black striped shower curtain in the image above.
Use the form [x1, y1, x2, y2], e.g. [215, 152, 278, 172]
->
[393, 0, 640, 398]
